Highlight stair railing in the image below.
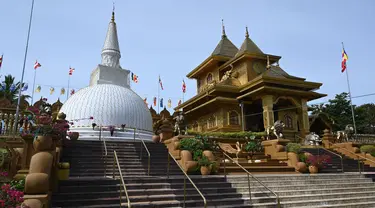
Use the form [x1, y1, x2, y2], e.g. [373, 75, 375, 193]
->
[137, 130, 151, 176]
[316, 147, 344, 173]
[328, 142, 375, 174]
[167, 152, 207, 208]
[222, 152, 281, 208]
[113, 150, 131, 208]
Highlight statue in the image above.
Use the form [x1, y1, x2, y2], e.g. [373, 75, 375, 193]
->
[235, 141, 243, 159]
[221, 69, 233, 82]
[336, 124, 355, 143]
[174, 111, 187, 136]
[265, 120, 285, 140]
[304, 132, 322, 146]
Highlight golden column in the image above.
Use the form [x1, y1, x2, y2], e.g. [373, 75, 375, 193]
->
[300, 98, 310, 138]
[262, 95, 275, 130]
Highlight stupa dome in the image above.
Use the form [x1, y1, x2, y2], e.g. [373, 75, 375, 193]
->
[59, 84, 152, 131]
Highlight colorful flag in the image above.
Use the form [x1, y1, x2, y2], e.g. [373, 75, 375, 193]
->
[159, 76, 164, 90]
[50, 87, 55, 95]
[182, 79, 186, 93]
[35, 85, 41, 93]
[131, 73, 138, 83]
[9, 84, 16, 92]
[0, 54, 3, 69]
[69, 67, 75, 75]
[60, 88, 65, 95]
[178, 99, 182, 106]
[70, 89, 75, 95]
[143, 97, 147, 105]
[21, 83, 28, 92]
[160, 98, 163, 108]
[167, 99, 172, 108]
[153, 97, 157, 106]
[341, 48, 348, 73]
[34, 60, 41, 69]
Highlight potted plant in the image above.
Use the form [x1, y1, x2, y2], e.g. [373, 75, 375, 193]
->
[57, 162, 70, 180]
[197, 156, 213, 175]
[306, 154, 331, 174]
[68, 132, 79, 141]
[244, 140, 262, 161]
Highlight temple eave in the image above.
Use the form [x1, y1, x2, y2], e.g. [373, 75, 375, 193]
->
[186, 55, 231, 79]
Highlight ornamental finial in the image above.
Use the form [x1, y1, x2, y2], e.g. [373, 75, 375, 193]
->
[111, 2, 115, 22]
[266, 55, 271, 70]
[245, 26, 249, 38]
[221, 19, 226, 38]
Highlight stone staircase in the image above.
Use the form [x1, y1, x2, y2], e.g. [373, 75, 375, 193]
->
[302, 147, 375, 173]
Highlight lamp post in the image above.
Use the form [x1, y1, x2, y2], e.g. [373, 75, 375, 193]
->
[14, 0, 36, 135]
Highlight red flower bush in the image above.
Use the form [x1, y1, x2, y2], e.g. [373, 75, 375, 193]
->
[306, 154, 332, 168]
[0, 184, 26, 208]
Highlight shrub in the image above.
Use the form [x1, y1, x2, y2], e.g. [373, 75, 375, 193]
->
[197, 156, 213, 167]
[179, 138, 204, 161]
[306, 155, 332, 168]
[360, 145, 375, 154]
[371, 152, 375, 157]
[187, 131, 265, 140]
[299, 153, 307, 163]
[286, 143, 301, 153]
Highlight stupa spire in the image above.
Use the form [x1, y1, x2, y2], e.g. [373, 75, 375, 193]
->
[221, 19, 226, 38]
[101, 8, 121, 68]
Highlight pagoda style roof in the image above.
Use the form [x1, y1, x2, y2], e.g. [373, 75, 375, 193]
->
[212, 35, 238, 58]
[263, 65, 305, 81]
[235, 27, 263, 57]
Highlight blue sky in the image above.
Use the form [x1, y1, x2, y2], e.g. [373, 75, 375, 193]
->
[0, 0, 374, 111]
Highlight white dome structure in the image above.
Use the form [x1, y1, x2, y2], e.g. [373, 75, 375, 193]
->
[60, 84, 152, 131]
[59, 11, 153, 135]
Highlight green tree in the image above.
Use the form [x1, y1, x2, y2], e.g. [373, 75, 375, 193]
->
[355, 103, 375, 134]
[0, 74, 30, 106]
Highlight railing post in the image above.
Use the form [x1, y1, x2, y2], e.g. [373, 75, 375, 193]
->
[223, 152, 226, 177]
[184, 176, 186, 208]
[247, 174, 251, 202]
[113, 155, 115, 179]
[133, 128, 136, 141]
[167, 153, 170, 178]
[120, 186, 122, 207]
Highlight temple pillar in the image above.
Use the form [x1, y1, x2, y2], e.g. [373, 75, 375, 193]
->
[300, 99, 310, 138]
[262, 95, 274, 130]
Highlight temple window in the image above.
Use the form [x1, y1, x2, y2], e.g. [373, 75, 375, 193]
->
[284, 114, 293, 128]
[229, 111, 239, 125]
[208, 116, 217, 129]
[207, 73, 213, 83]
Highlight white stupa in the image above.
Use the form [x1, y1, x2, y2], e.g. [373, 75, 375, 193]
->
[59, 11, 153, 139]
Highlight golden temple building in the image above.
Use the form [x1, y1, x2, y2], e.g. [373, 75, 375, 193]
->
[175, 25, 326, 138]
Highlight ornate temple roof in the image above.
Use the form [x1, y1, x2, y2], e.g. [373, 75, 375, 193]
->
[235, 27, 263, 56]
[263, 64, 305, 81]
[101, 11, 121, 68]
[211, 21, 238, 58]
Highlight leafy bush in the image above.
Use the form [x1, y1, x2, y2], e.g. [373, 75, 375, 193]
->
[299, 153, 307, 163]
[306, 155, 332, 168]
[371, 152, 375, 157]
[197, 155, 213, 167]
[286, 143, 301, 153]
[179, 138, 204, 161]
[360, 145, 375, 154]
[187, 131, 265, 139]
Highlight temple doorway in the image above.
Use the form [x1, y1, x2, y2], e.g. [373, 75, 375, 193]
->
[244, 100, 264, 132]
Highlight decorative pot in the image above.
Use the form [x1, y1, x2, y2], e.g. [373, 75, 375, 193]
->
[200, 166, 211, 175]
[69, 132, 79, 141]
[33, 135, 53, 151]
[309, 165, 319, 174]
[296, 162, 308, 173]
[58, 163, 70, 180]
[152, 135, 160, 143]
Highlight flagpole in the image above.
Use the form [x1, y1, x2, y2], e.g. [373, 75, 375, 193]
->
[342, 42, 357, 136]
[31, 69, 37, 104]
[158, 75, 160, 114]
[14, 0, 35, 135]
[67, 74, 70, 100]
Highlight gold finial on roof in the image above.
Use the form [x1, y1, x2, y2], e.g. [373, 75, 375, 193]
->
[111, 2, 115, 22]
[266, 55, 271, 70]
[221, 19, 226, 38]
[245, 26, 249, 38]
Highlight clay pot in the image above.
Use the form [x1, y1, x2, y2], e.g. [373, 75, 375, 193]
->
[296, 162, 308, 173]
[152, 135, 160, 143]
[33, 135, 53, 151]
[70, 132, 79, 141]
[200, 166, 211, 175]
[309, 165, 319, 174]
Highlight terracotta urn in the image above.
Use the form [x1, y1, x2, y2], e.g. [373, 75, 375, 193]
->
[33, 135, 53, 151]
[200, 166, 211, 175]
[296, 162, 307, 173]
[69, 132, 79, 141]
[308, 165, 319, 174]
[152, 135, 160, 143]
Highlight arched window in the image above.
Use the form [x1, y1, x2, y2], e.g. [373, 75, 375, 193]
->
[229, 111, 239, 125]
[207, 73, 213, 83]
[284, 115, 293, 128]
[208, 116, 217, 129]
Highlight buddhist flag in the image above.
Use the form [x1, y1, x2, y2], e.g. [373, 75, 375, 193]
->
[70, 89, 75, 95]
[69, 67, 75, 75]
[160, 98, 163, 108]
[21, 83, 28, 92]
[341, 48, 348, 73]
[50, 87, 55, 95]
[34, 60, 41, 69]
[178, 99, 182, 106]
[167, 99, 172, 108]
[143, 97, 148, 105]
[131, 73, 138, 83]
[10, 84, 16, 92]
[159, 76, 164, 90]
[60, 88, 65, 95]
[0, 54, 3, 69]
[35, 85, 41, 93]
[153, 97, 157, 106]
[182, 79, 186, 93]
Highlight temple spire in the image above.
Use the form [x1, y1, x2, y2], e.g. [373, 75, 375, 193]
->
[101, 9, 121, 68]
[245, 26, 249, 38]
[111, 2, 115, 22]
[221, 19, 226, 38]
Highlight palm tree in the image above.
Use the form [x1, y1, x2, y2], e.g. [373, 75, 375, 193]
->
[0, 75, 31, 107]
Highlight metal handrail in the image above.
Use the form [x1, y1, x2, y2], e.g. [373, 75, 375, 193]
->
[222, 152, 281, 207]
[167, 152, 207, 208]
[140, 138, 151, 176]
[316, 147, 344, 172]
[113, 150, 131, 208]
[328, 142, 375, 173]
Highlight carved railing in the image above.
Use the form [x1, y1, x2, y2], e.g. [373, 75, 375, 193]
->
[333, 133, 375, 144]
[0, 109, 34, 136]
